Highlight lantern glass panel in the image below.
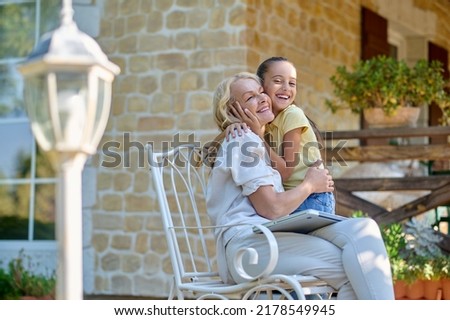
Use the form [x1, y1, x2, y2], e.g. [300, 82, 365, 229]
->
[55, 72, 88, 150]
[24, 74, 53, 150]
[90, 77, 108, 148]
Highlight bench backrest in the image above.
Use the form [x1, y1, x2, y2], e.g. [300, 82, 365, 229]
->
[148, 144, 218, 285]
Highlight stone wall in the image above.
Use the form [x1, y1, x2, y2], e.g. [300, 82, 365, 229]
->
[87, 0, 248, 297]
[83, 0, 450, 297]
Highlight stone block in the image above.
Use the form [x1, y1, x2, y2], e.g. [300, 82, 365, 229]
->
[125, 193, 153, 212]
[189, 93, 212, 111]
[166, 11, 186, 29]
[125, 216, 145, 233]
[111, 275, 132, 294]
[101, 252, 120, 271]
[145, 12, 163, 32]
[121, 254, 142, 273]
[113, 172, 132, 191]
[133, 172, 149, 193]
[180, 71, 202, 91]
[119, 35, 138, 53]
[111, 234, 132, 250]
[150, 93, 173, 113]
[117, 114, 137, 132]
[139, 34, 170, 52]
[133, 274, 168, 297]
[138, 75, 158, 95]
[156, 53, 188, 70]
[93, 213, 124, 230]
[92, 233, 110, 252]
[126, 14, 146, 33]
[143, 252, 161, 274]
[135, 232, 149, 253]
[150, 233, 168, 254]
[129, 56, 151, 73]
[187, 10, 208, 28]
[138, 116, 174, 131]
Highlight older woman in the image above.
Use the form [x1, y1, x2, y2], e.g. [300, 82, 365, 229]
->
[206, 72, 394, 299]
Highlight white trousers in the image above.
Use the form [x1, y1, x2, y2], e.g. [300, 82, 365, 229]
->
[225, 217, 395, 300]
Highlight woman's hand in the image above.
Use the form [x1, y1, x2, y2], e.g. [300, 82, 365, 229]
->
[230, 101, 264, 137]
[303, 163, 334, 194]
[249, 160, 334, 220]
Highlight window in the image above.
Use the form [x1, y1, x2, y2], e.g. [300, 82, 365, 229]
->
[0, 0, 60, 242]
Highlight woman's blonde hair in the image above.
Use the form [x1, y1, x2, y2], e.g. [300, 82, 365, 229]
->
[203, 72, 262, 167]
[213, 72, 262, 131]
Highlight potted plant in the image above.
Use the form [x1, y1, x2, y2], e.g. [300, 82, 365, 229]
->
[379, 217, 450, 299]
[402, 218, 447, 299]
[326, 55, 450, 127]
[379, 221, 409, 298]
[435, 254, 450, 299]
[354, 211, 450, 299]
[390, 257, 408, 299]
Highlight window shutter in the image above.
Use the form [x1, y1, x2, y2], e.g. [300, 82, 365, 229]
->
[361, 7, 389, 60]
[428, 42, 449, 132]
[360, 7, 390, 134]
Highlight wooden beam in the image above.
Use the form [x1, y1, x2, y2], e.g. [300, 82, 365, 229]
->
[334, 176, 450, 191]
[322, 126, 450, 140]
[372, 183, 450, 225]
[335, 188, 385, 217]
[437, 232, 450, 254]
[324, 144, 450, 162]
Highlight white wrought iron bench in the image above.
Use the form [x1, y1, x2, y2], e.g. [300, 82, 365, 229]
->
[147, 143, 336, 300]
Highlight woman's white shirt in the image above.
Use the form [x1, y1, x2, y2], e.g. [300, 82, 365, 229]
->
[205, 131, 284, 282]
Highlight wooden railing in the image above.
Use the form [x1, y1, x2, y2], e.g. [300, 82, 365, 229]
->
[322, 126, 450, 225]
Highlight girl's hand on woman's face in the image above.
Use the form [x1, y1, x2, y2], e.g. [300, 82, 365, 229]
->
[230, 101, 263, 137]
[225, 123, 248, 141]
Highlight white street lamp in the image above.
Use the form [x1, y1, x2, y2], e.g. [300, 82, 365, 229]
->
[18, 0, 120, 300]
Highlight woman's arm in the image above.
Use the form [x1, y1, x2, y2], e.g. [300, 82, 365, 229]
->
[248, 165, 334, 220]
[266, 128, 302, 182]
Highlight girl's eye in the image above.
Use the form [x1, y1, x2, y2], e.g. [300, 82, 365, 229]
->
[246, 95, 253, 102]
[290, 82, 296, 87]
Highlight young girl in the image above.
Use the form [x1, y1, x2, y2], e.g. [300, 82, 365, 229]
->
[229, 57, 335, 214]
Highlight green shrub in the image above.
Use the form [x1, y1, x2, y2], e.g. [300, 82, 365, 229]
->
[0, 251, 55, 299]
[0, 267, 19, 299]
[381, 222, 407, 261]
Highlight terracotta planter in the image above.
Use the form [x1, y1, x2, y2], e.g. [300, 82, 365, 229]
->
[394, 280, 408, 299]
[406, 280, 425, 300]
[363, 107, 421, 128]
[423, 280, 442, 300]
[442, 278, 450, 300]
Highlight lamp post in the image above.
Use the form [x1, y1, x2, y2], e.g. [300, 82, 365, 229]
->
[18, 0, 120, 299]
